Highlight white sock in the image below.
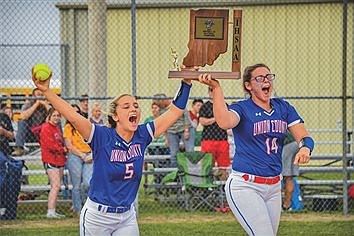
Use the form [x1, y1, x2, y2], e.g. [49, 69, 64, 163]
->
[48, 209, 55, 215]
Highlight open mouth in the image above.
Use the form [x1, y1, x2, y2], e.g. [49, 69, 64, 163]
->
[262, 87, 270, 93]
[129, 114, 137, 123]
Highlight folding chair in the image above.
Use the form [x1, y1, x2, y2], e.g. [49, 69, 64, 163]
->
[176, 151, 224, 211]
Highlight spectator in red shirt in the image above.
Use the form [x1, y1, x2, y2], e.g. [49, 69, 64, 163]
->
[39, 107, 67, 218]
[199, 87, 230, 181]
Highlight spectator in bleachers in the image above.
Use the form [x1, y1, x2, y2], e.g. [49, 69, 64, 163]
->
[199, 87, 230, 181]
[39, 107, 67, 218]
[89, 102, 104, 125]
[144, 101, 169, 155]
[188, 99, 203, 146]
[63, 104, 93, 217]
[3, 106, 17, 140]
[0, 102, 15, 158]
[0, 100, 6, 110]
[0, 101, 18, 220]
[12, 88, 50, 156]
[79, 94, 89, 119]
[154, 93, 192, 167]
[282, 132, 300, 211]
[143, 102, 159, 123]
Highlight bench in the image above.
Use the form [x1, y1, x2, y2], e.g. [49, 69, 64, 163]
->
[310, 153, 353, 160]
[21, 184, 72, 192]
[297, 166, 354, 210]
[297, 180, 354, 185]
[299, 166, 354, 173]
[16, 152, 172, 201]
[10, 151, 72, 203]
[143, 154, 177, 200]
[22, 169, 70, 176]
[19, 169, 72, 203]
[296, 152, 354, 204]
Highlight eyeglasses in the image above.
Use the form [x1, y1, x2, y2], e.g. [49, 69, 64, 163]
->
[251, 74, 275, 83]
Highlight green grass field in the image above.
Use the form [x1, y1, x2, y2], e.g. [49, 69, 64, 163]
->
[7, 161, 352, 235]
[1, 212, 353, 236]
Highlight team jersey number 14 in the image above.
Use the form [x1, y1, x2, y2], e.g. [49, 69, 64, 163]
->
[265, 137, 278, 155]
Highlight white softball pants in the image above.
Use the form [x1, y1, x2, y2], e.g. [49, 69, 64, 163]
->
[80, 198, 139, 236]
[225, 171, 282, 236]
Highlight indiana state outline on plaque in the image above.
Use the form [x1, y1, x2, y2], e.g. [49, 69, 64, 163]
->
[182, 9, 229, 68]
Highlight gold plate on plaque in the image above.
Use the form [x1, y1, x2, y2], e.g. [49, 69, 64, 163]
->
[195, 17, 224, 40]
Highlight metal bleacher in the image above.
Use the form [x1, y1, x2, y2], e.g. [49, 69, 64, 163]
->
[294, 129, 354, 211]
[10, 143, 71, 203]
[13, 129, 354, 211]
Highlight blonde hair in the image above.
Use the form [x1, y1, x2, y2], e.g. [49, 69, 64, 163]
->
[91, 102, 102, 114]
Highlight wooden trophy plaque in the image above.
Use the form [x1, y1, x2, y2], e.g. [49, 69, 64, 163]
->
[168, 9, 242, 80]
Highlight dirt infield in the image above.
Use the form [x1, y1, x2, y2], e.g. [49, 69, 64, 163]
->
[1, 212, 353, 229]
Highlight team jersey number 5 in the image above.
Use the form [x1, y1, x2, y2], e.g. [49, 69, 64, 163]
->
[265, 137, 278, 155]
[124, 163, 134, 179]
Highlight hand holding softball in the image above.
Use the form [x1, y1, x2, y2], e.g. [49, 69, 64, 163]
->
[32, 66, 51, 93]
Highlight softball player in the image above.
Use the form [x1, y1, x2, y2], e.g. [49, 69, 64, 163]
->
[198, 63, 314, 236]
[32, 70, 192, 236]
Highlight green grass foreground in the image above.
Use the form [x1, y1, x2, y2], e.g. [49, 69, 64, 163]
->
[1, 213, 353, 236]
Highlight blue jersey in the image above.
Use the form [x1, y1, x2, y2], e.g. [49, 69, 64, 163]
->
[229, 98, 303, 177]
[87, 122, 154, 207]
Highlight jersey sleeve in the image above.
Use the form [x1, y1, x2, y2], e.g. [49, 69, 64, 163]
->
[228, 102, 242, 121]
[282, 99, 304, 127]
[143, 121, 155, 145]
[86, 123, 95, 143]
[89, 124, 110, 148]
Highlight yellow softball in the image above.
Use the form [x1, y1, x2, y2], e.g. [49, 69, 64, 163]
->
[33, 63, 51, 81]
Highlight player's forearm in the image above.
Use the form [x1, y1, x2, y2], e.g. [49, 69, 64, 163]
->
[212, 86, 232, 129]
[0, 129, 14, 140]
[20, 103, 38, 120]
[154, 80, 192, 137]
[43, 89, 91, 140]
[199, 117, 215, 126]
[154, 105, 183, 137]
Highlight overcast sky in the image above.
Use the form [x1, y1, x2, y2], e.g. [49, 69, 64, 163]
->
[0, 1, 63, 88]
[0, 0, 92, 89]
[0, 0, 134, 90]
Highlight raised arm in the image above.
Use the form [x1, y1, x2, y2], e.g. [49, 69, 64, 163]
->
[198, 74, 239, 130]
[32, 71, 92, 140]
[20, 100, 41, 120]
[153, 80, 192, 138]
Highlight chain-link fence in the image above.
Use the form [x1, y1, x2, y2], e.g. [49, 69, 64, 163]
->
[0, 0, 353, 220]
